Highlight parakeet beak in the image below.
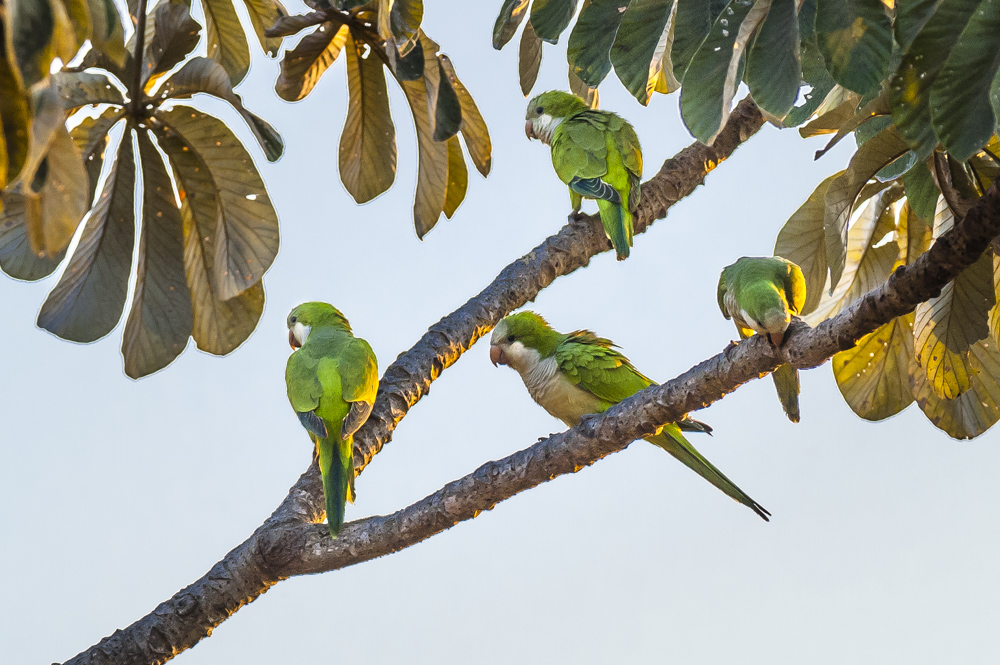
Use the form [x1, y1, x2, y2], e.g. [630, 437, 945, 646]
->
[489, 344, 508, 367]
[768, 331, 785, 346]
[289, 329, 301, 349]
[524, 120, 536, 140]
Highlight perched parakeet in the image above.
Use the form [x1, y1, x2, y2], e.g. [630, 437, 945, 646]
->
[285, 302, 379, 538]
[525, 90, 642, 261]
[717, 256, 807, 423]
[489, 311, 769, 520]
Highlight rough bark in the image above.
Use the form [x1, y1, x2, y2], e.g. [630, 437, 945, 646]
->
[64, 99, 768, 665]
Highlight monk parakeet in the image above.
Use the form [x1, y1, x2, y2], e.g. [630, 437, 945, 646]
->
[285, 302, 379, 538]
[525, 90, 642, 261]
[489, 311, 769, 520]
[717, 256, 807, 423]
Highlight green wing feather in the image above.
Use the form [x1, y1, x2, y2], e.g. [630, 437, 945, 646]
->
[555, 331, 652, 405]
[551, 117, 609, 184]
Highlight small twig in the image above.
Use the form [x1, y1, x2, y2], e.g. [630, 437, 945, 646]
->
[129, 0, 149, 117]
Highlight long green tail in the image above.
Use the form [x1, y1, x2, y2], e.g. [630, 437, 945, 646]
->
[647, 425, 770, 521]
[771, 364, 801, 423]
[595, 198, 632, 260]
[317, 434, 355, 537]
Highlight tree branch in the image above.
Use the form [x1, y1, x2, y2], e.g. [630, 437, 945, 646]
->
[63, 100, 768, 665]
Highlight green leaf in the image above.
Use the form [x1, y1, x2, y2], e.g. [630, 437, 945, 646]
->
[914, 247, 994, 399]
[70, 107, 123, 203]
[568, 0, 629, 89]
[670, 0, 711, 83]
[782, 38, 836, 127]
[0, 189, 67, 281]
[86, 0, 127, 67]
[890, 0, 981, 159]
[0, 50, 31, 184]
[518, 20, 543, 96]
[928, 1, 1000, 162]
[609, 0, 674, 104]
[744, 0, 800, 118]
[53, 71, 125, 110]
[339, 33, 397, 204]
[156, 106, 280, 299]
[443, 135, 468, 218]
[833, 313, 916, 421]
[912, 335, 1000, 439]
[275, 22, 349, 101]
[823, 125, 910, 289]
[37, 132, 135, 343]
[679, 0, 763, 144]
[530, 0, 578, 44]
[895, 0, 940, 49]
[30, 123, 90, 257]
[815, 0, 891, 95]
[774, 170, 843, 316]
[8, 0, 56, 88]
[122, 130, 193, 379]
[433, 59, 462, 142]
[439, 54, 492, 177]
[493, 0, 531, 50]
[202, 0, 252, 85]
[242, 0, 287, 56]
[157, 57, 284, 161]
[140, 2, 202, 87]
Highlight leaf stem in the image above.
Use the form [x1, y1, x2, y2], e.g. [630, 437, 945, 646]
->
[130, 0, 149, 117]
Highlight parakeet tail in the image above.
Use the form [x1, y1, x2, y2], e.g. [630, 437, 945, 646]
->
[647, 425, 771, 521]
[595, 198, 632, 260]
[677, 417, 713, 435]
[771, 364, 801, 423]
[318, 435, 355, 538]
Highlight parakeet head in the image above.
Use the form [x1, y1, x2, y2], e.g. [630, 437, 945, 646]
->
[489, 311, 564, 370]
[286, 302, 351, 349]
[524, 91, 589, 145]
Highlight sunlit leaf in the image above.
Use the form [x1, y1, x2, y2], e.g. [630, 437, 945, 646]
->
[59, 0, 91, 55]
[8, 0, 57, 88]
[744, 0, 800, 118]
[568, 0, 628, 89]
[811, 90, 890, 160]
[493, 0, 531, 50]
[243, 0, 287, 56]
[774, 170, 843, 316]
[519, 20, 543, 96]
[53, 71, 125, 110]
[782, 38, 836, 127]
[902, 156, 939, 224]
[202, 0, 252, 85]
[609, 0, 674, 104]
[30, 123, 89, 257]
[0, 50, 31, 184]
[19, 82, 66, 193]
[86, 0, 127, 67]
[799, 88, 862, 138]
[530, 0, 578, 44]
[156, 107, 279, 299]
[834, 313, 916, 421]
[896, 201, 932, 268]
[340, 33, 397, 204]
[912, 335, 1000, 439]
[275, 22, 349, 101]
[443, 135, 468, 219]
[122, 131, 193, 379]
[264, 11, 326, 38]
[439, 54, 492, 177]
[70, 107, 123, 203]
[37, 133, 135, 343]
[140, 2, 202, 87]
[391, 0, 423, 54]
[815, 0, 891, 95]
[0, 189, 66, 280]
[990, 252, 1000, 347]
[568, 66, 599, 108]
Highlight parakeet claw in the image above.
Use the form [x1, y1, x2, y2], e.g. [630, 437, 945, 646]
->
[724, 340, 739, 359]
[567, 210, 586, 224]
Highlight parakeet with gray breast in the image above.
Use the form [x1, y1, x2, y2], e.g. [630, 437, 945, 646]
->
[525, 90, 642, 261]
[490, 311, 769, 520]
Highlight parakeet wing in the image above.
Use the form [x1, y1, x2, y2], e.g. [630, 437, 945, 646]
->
[338, 336, 379, 438]
[551, 116, 609, 184]
[782, 261, 807, 315]
[555, 331, 654, 405]
[717, 271, 732, 319]
[611, 118, 642, 209]
[286, 350, 324, 414]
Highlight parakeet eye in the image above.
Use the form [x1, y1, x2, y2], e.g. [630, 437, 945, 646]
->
[535, 106, 543, 114]
[290, 316, 297, 323]
[506, 334, 515, 342]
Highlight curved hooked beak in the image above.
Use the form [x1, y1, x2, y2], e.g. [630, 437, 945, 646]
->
[289, 329, 301, 349]
[489, 344, 508, 367]
[524, 120, 536, 140]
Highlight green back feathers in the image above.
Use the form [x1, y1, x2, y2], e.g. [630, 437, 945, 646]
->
[718, 256, 807, 325]
[555, 330, 654, 405]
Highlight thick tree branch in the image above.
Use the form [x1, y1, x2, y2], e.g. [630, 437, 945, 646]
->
[64, 101, 768, 665]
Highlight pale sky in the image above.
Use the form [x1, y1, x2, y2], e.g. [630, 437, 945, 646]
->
[3, 2, 999, 664]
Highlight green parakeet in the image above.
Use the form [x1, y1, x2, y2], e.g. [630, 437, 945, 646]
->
[489, 311, 769, 521]
[525, 90, 642, 261]
[285, 302, 379, 538]
[717, 256, 807, 423]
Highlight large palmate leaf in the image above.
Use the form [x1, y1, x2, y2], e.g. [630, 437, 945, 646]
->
[901, 157, 939, 224]
[530, 0, 578, 44]
[493, 0, 531, 49]
[607, 0, 673, 104]
[443, 134, 468, 218]
[242, 0, 287, 57]
[670, 0, 712, 84]
[568, 0, 630, 90]
[340, 33, 397, 204]
[774, 171, 844, 316]
[389, 0, 424, 54]
[0, 44, 31, 187]
[834, 313, 916, 421]
[8, 0, 59, 88]
[37, 133, 135, 343]
[0, 189, 67, 280]
[568, 66, 599, 108]
[783, 37, 837, 127]
[140, 2, 202, 87]
[439, 55, 491, 177]
[87, 0, 128, 67]
[912, 335, 1000, 439]
[122, 131, 193, 379]
[432, 59, 462, 142]
[53, 70, 125, 110]
[72, 108, 124, 204]
[156, 107, 279, 300]
[744, 0, 800, 118]
[275, 22, 349, 101]
[202, 0, 252, 85]
[27, 123, 90, 258]
[519, 20, 543, 96]
[814, 0, 891, 95]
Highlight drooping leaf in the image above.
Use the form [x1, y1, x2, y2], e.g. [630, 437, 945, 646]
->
[744, 0, 800, 118]
[914, 248, 994, 399]
[53, 71, 125, 110]
[439, 54, 492, 177]
[340, 33, 397, 204]
[782, 38, 836, 127]
[59, 0, 92, 55]
[8, 0, 57, 88]
[912, 335, 1000, 439]
[493, 0, 531, 49]
[609, 0, 674, 104]
[928, 1, 1000, 162]
[824, 125, 910, 289]
[157, 57, 283, 161]
[390, 0, 423, 53]
[670, 0, 712, 84]
[530, 0, 578, 44]
[810, 90, 890, 160]
[814, 0, 891, 95]
[774, 170, 844, 316]
[0, 49, 31, 185]
[0, 189, 66, 280]
[395, 33, 425, 80]
[243, 0, 288, 56]
[568, 65, 599, 108]
[568, 0, 629, 89]
[799, 88, 862, 138]
[122, 131, 193, 379]
[679, 0, 765, 144]
[902, 156, 939, 224]
[140, 2, 202, 87]
[896, 201, 932, 268]
[19, 79, 65, 192]
[519, 20, 543, 96]
[86, 0, 127, 67]
[37, 133, 135, 343]
[433, 59, 462, 142]
[443, 135, 468, 219]
[70, 107, 123, 203]
[890, 0, 981, 159]
[834, 313, 916, 421]
[202, 0, 252, 85]
[156, 107, 280, 299]
[264, 11, 326, 38]
[30, 123, 89, 257]
[895, 0, 940, 49]
[275, 22, 349, 101]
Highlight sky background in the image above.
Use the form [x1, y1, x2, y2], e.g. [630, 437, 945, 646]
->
[3, 2, 1000, 664]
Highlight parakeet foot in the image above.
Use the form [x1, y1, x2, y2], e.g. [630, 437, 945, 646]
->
[724, 340, 740, 359]
[567, 209, 586, 224]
